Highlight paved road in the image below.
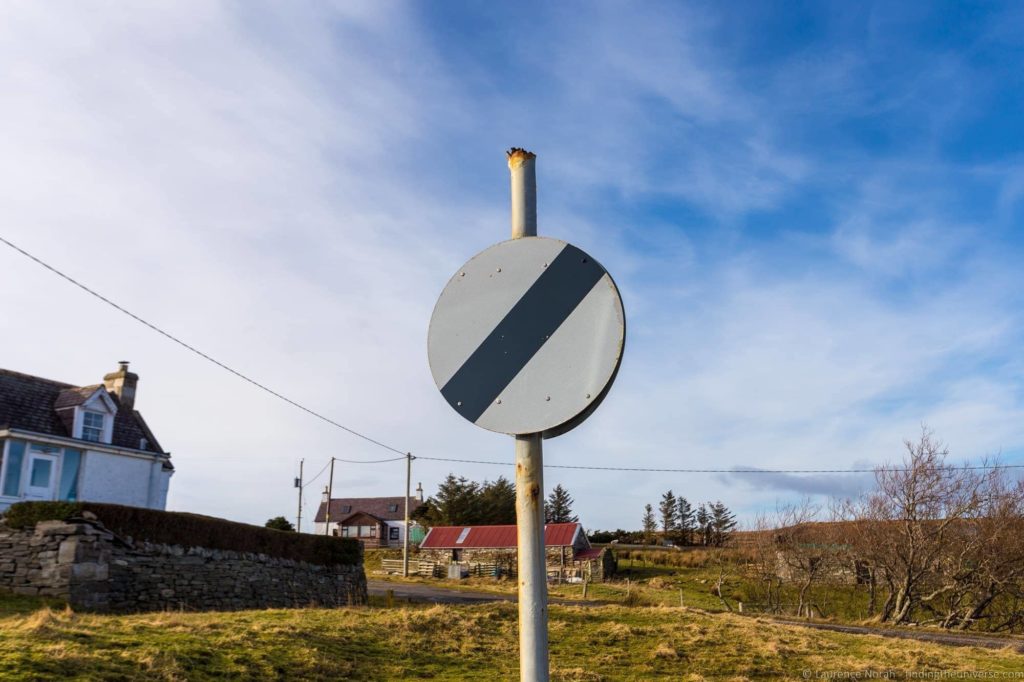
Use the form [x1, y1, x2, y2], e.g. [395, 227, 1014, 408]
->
[368, 580, 515, 605]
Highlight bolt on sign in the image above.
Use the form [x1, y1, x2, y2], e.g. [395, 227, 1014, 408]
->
[428, 236, 625, 437]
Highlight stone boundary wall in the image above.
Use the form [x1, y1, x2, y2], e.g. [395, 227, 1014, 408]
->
[0, 518, 367, 612]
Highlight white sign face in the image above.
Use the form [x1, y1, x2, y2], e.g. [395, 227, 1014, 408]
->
[428, 237, 625, 437]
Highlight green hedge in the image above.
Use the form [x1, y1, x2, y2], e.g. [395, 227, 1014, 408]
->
[2, 501, 361, 567]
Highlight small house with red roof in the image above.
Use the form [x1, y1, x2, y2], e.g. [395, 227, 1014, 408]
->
[419, 521, 614, 582]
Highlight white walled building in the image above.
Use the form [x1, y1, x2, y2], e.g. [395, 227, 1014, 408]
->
[313, 489, 425, 547]
[0, 362, 173, 512]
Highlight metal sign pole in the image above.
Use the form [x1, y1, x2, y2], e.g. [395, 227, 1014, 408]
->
[508, 148, 550, 682]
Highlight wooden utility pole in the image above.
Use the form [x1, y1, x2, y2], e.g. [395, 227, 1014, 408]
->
[324, 457, 335, 536]
[295, 459, 304, 532]
[403, 452, 414, 577]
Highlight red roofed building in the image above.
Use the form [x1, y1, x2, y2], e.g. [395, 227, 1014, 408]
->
[419, 522, 615, 582]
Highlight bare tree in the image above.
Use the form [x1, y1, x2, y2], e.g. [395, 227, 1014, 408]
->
[844, 428, 997, 625]
[745, 511, 785, 614]
[922, 472, 1024, 630]
[774, 498, 833, 618]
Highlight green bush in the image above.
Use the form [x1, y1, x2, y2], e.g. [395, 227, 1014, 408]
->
[2, 501, 360, 567]
[2, 501, 82, 530]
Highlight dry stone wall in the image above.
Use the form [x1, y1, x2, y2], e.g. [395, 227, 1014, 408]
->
[0, 519, 366, 612]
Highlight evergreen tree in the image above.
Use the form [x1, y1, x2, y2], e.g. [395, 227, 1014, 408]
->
[421, 474, 481, 526]
[709, 501, 738, 547]
[478, 477, 517, 524]
[695, 503, 711, 546]
[264, 516, 294, 532]
[676, 497, 694, 545]
[544, 484, 578, 523]
[658, 490, 678, 537]
[641, 503, 658, 544]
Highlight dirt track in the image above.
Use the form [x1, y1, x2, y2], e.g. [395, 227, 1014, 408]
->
[369, 579, 1024, 653]
[767, 616, 1024, 654]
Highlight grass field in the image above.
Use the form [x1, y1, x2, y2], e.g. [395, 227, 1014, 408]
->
[2, 591, 1022, 681]
[367, 548, 898, 621]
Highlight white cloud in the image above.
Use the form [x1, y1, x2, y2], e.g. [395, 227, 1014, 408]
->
[1, 3, 1021, 532]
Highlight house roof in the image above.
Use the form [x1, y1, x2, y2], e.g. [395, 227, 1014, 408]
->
[574, 547, 604, 561]
[55, 385, 104, 409]
[0, 368, 169, 466]
[314, 496, 422, 523]
[420, 523, 582, 549]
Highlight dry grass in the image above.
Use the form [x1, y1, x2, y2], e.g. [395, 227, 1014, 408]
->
[2, 591, 1022, 681]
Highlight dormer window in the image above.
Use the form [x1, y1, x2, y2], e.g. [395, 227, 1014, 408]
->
[82, 411, 105, 442]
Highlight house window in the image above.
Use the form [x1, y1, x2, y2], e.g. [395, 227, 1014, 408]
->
[29, 458, 53, 488]
[389, 526, 400, 541]
[341, 526, 353, 538]
[357, 525, 376, 538]
[388, 504, 399, 513]
[2, 440, 26, 497]
[340, 505, 351, 514]
[82, 411, 105, 442]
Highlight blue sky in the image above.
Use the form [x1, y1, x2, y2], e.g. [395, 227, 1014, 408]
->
[1, 2, 1022, 530]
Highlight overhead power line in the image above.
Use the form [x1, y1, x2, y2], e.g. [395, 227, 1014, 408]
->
[5, 235, 1023, 479]
[417, 455, 1024, 474]
[335, 454, 1024, 475]
[332, 455, 408, 464]
[300, 459, 332, 490]
[0, 235, 409, 457]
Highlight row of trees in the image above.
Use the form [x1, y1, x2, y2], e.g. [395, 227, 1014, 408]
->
[414, 476, 579, 526]
[747, 429, 1024, 632]
[641, 494, 737, 546]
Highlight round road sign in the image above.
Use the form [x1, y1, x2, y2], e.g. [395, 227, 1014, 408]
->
[428, 236, 625, 438]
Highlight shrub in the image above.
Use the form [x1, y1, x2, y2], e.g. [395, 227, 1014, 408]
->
[264, 516, 295, 532]
[2, 501, 360, 567]
[2, 501, 82, 530]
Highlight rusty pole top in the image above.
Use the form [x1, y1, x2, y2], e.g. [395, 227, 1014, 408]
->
[507, 147, 537, 168]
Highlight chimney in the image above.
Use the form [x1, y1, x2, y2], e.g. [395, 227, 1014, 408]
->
[322, 486, 331, 504]
[416, 482, 424, 502]
[103, 361, 139, 410]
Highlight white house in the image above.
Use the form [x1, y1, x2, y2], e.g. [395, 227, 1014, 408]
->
[0, 362, 173, 512]
[313, 489, 425, 547]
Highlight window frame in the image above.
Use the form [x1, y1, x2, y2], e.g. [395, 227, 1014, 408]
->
[81, 411, 105, 443]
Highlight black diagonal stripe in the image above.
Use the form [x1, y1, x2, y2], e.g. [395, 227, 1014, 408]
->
[441, 243, 606, 424]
